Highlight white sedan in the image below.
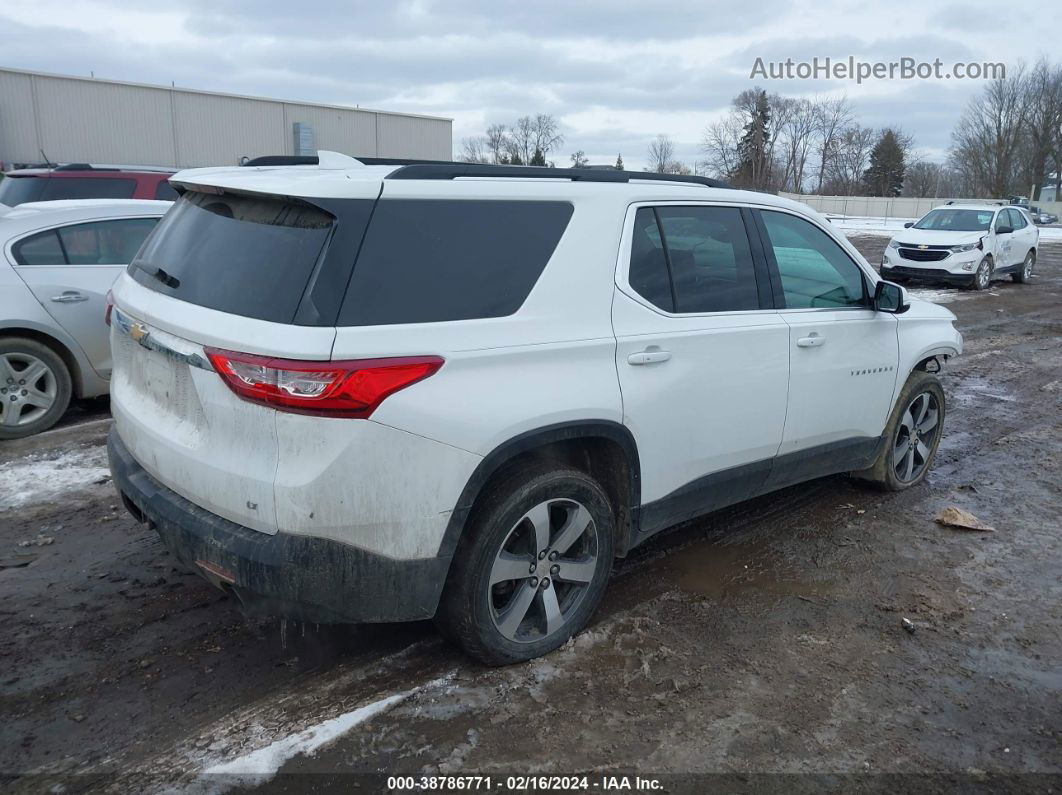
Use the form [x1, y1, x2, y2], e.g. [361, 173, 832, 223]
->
[0, 199, 170, 438]
[881, 203, 1039, 290]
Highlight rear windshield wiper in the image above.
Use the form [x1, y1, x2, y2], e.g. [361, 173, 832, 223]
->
[131, 261, 180, 289]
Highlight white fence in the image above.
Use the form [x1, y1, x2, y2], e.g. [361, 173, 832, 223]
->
[778, 193, 1062, 220]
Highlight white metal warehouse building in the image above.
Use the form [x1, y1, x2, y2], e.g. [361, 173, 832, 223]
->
[0, 67, 453, 170]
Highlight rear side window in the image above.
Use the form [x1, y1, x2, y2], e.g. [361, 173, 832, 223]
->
[338, 200, 573, 326]
[59, 218, 159, 264]
[12, 230, 64, 265]
[130, 191, 334, 323]
[629, 208, 674, 312]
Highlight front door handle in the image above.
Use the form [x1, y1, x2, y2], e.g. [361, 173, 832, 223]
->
[50, 291, 88, 304]
[796, 333, 825, 348]
[627, 348, 671, 365]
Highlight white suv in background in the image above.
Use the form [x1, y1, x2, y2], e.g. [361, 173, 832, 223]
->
[881, 202, 1039, 290]
[0, 199, 169, 438]
[107, 154, 962, 664]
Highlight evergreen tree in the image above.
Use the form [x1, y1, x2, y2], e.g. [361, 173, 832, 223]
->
[509, 152, 523, 166]
[734, 90, 771, 189]
[615, 153, 624, 170]
[861, 129, 906, 197]
[530, 147, 547, 166]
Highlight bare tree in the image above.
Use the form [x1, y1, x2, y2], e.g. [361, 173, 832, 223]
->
[821, 124, 877, 195]
[904, 159, 943, 198]
[699, 115, 742, 179]
[647, 134, 676, 172]
[532, 114, 564, 159]
[458, 136, 490, 164]
[569, 150, 589, 168]
[775, 97, 817, 192]
[1022, 58, 1062, 199]
[812, 96, 853, 194]
[949, 66, 1029, 197]
[485, 123, 509, 164]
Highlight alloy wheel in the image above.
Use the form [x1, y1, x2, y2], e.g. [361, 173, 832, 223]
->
[1022, 253, 1034, 279]
[0, 352, 57, 428]
[488, 498, 599, 643]
[976, 261, 990, 289]
[892, 391, 940, 483]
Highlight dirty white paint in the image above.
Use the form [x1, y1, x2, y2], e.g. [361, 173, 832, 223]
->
[0, 445, 109, 510]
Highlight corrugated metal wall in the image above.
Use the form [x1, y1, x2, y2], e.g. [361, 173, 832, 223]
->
[0, 68, 452, 168]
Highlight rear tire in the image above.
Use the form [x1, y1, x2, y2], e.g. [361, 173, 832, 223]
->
[0, 337, 72, 440]
[853, 370, 945, 492]
[1012, 250, 1035, 284]
[436, 463, 615, 665]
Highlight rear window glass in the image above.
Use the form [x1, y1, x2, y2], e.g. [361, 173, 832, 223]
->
[154, 180, 179, 201]
[338, 200, 573, 326]
[129, 191, 334, 323]
[0, 176, 138, 205]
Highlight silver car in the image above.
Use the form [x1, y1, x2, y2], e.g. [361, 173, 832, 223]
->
[0, 199, 170, 439]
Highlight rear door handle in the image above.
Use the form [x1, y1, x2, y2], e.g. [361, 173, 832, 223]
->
[50, 291, 88, 304]
[627, 348, 671, 365]
[796, 333, 825, 348]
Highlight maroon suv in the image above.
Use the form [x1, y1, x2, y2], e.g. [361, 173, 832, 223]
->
[0, 164, 178, 206]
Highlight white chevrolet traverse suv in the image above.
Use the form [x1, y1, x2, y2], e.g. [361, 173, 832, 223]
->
[881, 202, 1038, 290]
[107, 153, 962, 664]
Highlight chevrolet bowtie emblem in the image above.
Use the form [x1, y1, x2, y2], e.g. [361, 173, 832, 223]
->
[918, 244, 928, 249]
[130, 323, 151, 346]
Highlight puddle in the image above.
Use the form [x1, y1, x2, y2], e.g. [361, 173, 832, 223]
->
[663, 536, 830, 600]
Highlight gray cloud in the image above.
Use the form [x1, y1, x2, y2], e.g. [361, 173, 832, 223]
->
[0, 0, 1056, 170]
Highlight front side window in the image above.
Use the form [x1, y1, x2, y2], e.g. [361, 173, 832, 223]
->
[760, 210, 867, 309]
[58, 218, 159, 264]
[627, 205, 760, 314]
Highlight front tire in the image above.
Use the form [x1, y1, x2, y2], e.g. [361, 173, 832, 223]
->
[853, 370, 945, 491]
[1012, 250, 1035, 284]
[436, 464, 615, 665]
[968, 257, 992, 291]
[0, 337, 72, 440]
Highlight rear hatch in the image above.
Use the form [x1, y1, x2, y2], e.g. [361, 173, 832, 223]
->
[109, 186, 360, 533]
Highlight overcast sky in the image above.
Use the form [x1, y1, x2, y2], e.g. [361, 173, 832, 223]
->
[2, 0, 1060, 171]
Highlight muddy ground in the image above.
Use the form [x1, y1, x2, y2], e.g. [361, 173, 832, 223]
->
[2, 238, 1060, 793]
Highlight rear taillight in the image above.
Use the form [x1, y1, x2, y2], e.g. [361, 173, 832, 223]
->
[104, 290, 114, 326]
[203, 348, 443, 418]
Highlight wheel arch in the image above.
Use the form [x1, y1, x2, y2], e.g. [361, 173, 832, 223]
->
[439, 421, 642, 562]
[0, 324, 87, 398]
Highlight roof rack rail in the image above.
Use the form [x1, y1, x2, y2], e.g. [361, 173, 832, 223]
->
[241, 154, 463, 168]
[239, 155, 734, 189]
[387, 162, 733, 188]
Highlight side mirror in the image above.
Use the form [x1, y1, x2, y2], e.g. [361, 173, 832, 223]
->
[903, 222, 914, 228]
[874, 280, 909, 314]
[996, 225, 1013, 235]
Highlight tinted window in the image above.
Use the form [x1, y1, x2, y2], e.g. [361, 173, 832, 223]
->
[656, 206, 759, 313]
[58, 218, 159, 264]
[154, 180, 179, 201]
[0, 177, 47, 206]
[339, 200, 573, 326]
[130, 191, 335, 323]
[12, 230, 64, 265]
[1008, 208, 1026, 229]
[761, 211, 867, 309]
[44, 177, 136, 200]
[629, 208, 673, 311]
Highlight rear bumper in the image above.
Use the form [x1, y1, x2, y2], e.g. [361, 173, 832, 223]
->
[881, 264, 974, 285]
[108, 428, 451, 624]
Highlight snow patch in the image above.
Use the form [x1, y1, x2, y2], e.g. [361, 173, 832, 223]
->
[0, 445, 108, 510]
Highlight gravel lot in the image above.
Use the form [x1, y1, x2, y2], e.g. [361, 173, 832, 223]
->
[2, 237, 1060, 793]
